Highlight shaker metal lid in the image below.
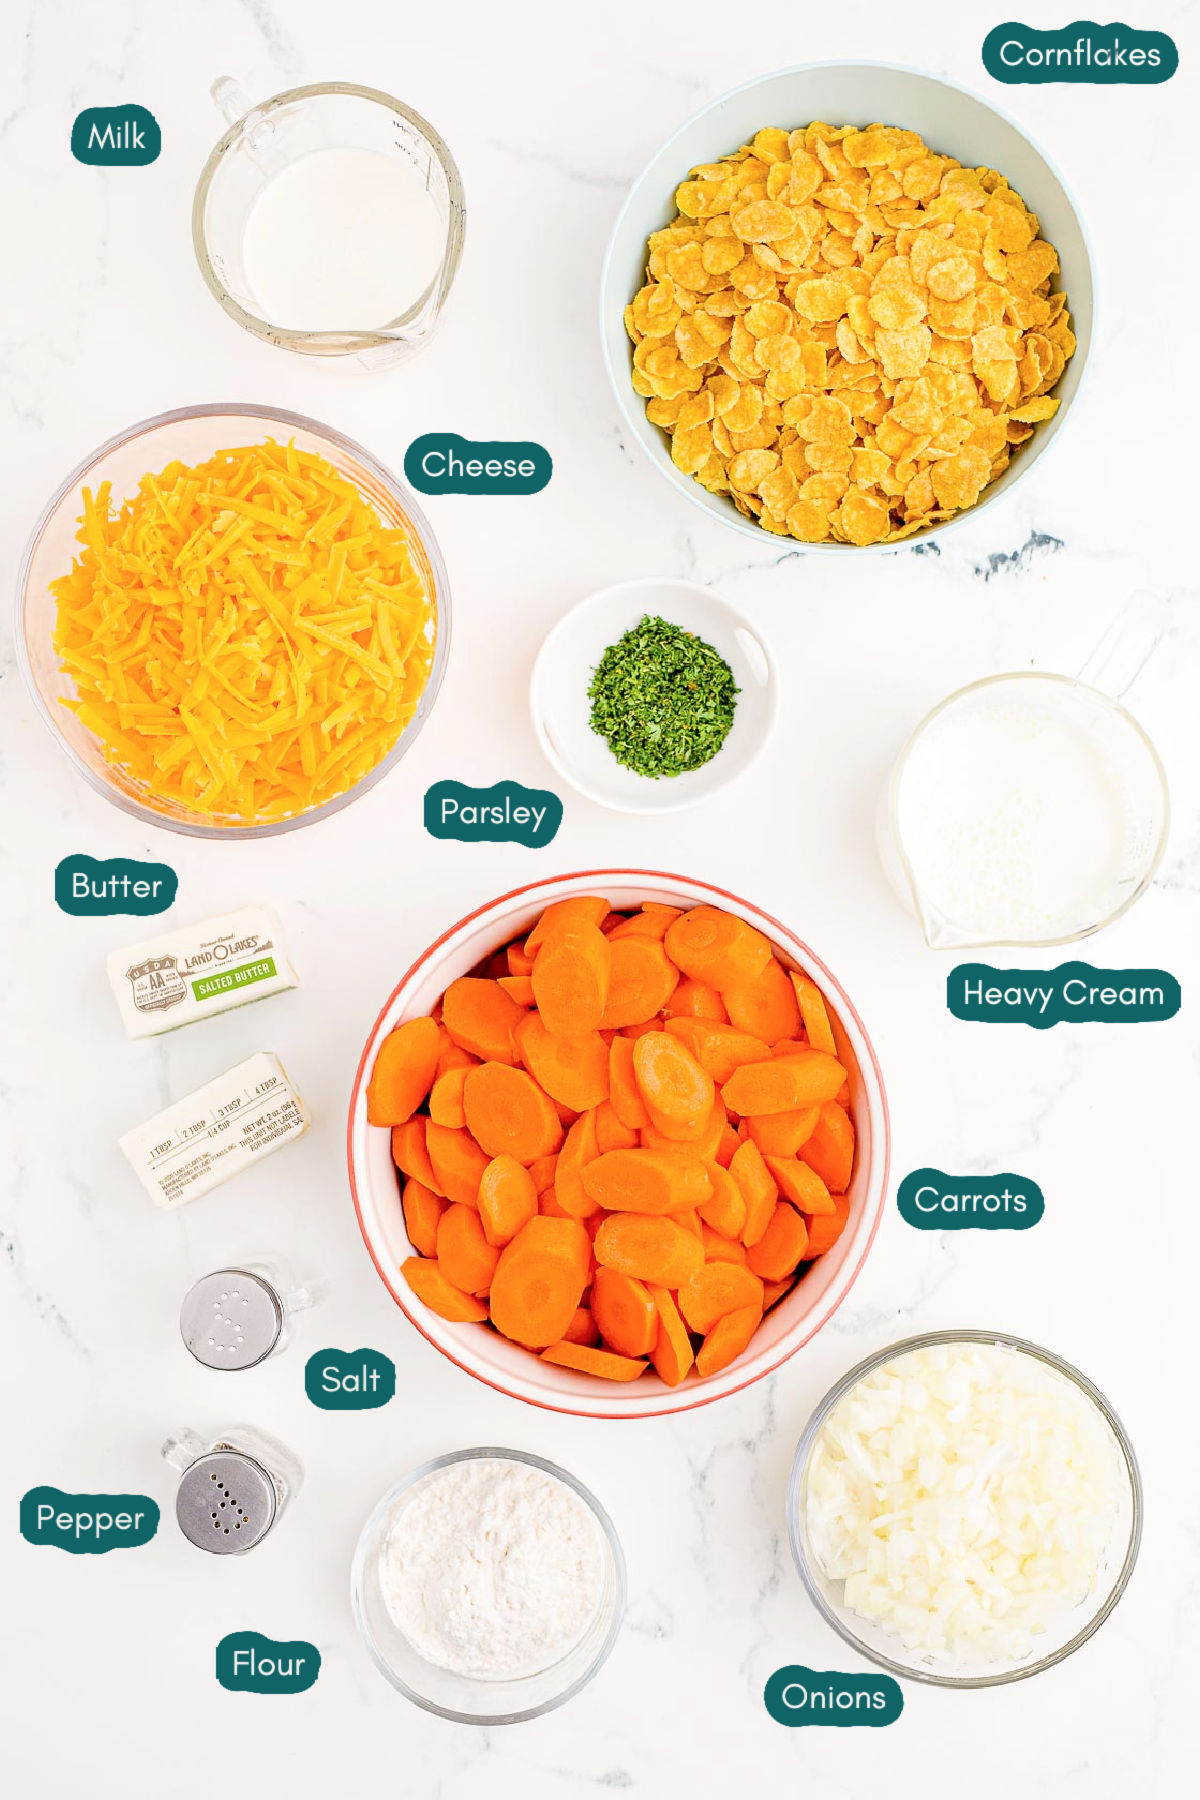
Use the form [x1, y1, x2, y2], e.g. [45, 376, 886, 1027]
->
[180, 1269, 282, 1371]
[176, 1449, 277, 1552]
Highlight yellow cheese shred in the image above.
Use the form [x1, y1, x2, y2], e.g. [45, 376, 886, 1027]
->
[51, 439, 437, 825]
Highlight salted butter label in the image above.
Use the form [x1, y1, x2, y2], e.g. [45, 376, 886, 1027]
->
[983, 22, 1177, 82]
[20, 1485, 159, 1553]
[405, 433, 552, 495]
[304, 1348, 395, 1410]
[897, 1168, 1044, 1230]
[948, 962, 1181, 1029]
[216, 1631, 320, 1695]
[71, 104, 161, 164]
[55, 853, 177, 916]
[764, 1665, 903, 1728]
[424, 779, 562, 847]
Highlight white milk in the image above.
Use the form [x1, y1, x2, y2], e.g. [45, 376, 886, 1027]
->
[241, 147, 444, 331]
[894, 683, 1126, 945]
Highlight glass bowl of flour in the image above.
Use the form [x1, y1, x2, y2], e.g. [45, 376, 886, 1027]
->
[351, 1447, 626, 1721]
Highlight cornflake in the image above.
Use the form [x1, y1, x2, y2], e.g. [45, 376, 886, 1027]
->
[624, 122, 1075, 544]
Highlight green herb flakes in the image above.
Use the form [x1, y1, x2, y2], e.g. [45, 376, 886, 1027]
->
[587, 614, 738, 779]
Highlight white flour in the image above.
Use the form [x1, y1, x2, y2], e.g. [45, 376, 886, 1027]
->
[381, 1457, 606, 1678]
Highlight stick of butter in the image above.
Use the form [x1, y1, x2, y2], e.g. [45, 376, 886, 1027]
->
[107, 907, 298, 1038]
[119, 1052, 310, 1209]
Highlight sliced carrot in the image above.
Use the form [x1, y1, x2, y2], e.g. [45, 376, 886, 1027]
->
[594, 1099, 639, 1152]
[804, 1191, 851, 1256]
[715, 1121, 740, 1168]
[436, 1203, 500, 1295]
[525, 896, 610, 954]
[599, 935, 679, 1029]
[790, 970, 838, 1056]
[633, 1031, 715, 1142]
[497, 975, 535, 1006]
[763, 1277, 795, 1310]
[745, 1203, 810, 1280]
[663, 1017, 773, 1084]
[488, 1215, 590, 1347]
[640, 1094, 727, 1161]
[477, 1155, 538, 1247]
[801, 1102, 855, 1193]
[607, 902, 682, 942]
[665, 906, 773, 989]
[677, 1263, 764, 1335]
[696, 1303, 762, 1376]
[664, 977, 728, 1022]
[425, 1122, 489, 1207]
[539, 1185, 571, 1217]
[391, 1118, 444, 1195]
[401, 1257, 488, 1323]
[442, 977, 525, 1064]
[562, 1304, 600, 1346]
[366, 1015, 441, 1126]
[698, 1161, 747, 1238]
[672, 1207, 703, 1239]
[582, 1148, 712, 1215]
[461, 1060, 563, 1163]
[701, 1224, 747, 1264]
[729, 1139, 778, 1246]
[428, 1065, 468, 1130]
[515, 1012, 609, 1112]
[400, 1177, 447, 1257]
[608, 1035, 650, 1130]
[591, 1267, 658, 1357]
[649, 1285, 694, 1385]
[721, 956, 800, 1045]
[764, 1156, 836, 1215]
[721, 1051, 846, 1116]
[747, 1106, 820, 1157]
[531, 921, 611, 1037]
[506, 940, 535, 977]
[554, 1110, 602, 1218]
[593, 1212, 705, 1288]
[528, 1153, 559, 1193]
[540, 1340, 647, 1381]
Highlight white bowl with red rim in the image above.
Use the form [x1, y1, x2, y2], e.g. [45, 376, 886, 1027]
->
[347, 870, 890, 1419]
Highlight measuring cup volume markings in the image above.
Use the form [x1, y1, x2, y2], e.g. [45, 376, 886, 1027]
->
[878, 594, 1170, 949]
[193, 79, 465, 367]
[163, 1425, 303, 1554]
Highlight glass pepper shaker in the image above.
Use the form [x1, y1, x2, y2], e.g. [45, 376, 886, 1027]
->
[178, 1260, 323, 1371]
[162, 1424, 303, 1554]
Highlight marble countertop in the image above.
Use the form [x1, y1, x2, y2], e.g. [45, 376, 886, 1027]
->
[3, 2, 1198, 1795]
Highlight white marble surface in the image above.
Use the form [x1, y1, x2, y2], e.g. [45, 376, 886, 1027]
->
[2, 2, 1199, 1794]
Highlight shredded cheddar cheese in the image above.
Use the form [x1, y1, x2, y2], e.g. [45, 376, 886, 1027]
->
[51, 440, 437, 825]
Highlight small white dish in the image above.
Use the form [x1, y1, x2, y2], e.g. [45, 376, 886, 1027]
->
[530, 577, 777, 813]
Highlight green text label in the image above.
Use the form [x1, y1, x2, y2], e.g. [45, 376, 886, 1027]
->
[764, 1665, 903, 1728]
[21, 1485, 159, 1554]
[948, 962, 1180, 1029]
[424, 779, 561, 847]
[71, 105, 161, 164]
[983, 21, 1177, 82]
[404, 433, 552, 495]
[216, 1631, 320, 1694]
[55, 853, 177, 916]
[304, 1348, 396, 1410]
[897, 1167, 1044, 1230]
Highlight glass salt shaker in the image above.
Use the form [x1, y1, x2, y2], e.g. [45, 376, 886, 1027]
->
[162, 1424, 303, 1554]
[179, 1260, 324, 1371]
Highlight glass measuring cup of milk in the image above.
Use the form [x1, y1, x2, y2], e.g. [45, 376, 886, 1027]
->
[193, 81, 465, 369]
[878, 596, 1170, 949]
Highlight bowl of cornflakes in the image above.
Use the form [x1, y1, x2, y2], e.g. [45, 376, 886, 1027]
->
[602, 62, 1093, 551]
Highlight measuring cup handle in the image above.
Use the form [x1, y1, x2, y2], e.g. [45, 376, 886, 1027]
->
[211, 76, 253, 128]
[1075, 591, 1170, 699]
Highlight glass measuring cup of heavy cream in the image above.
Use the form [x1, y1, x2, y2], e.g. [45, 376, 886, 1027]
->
[878, 596, 1170, 949]
[193, 81, 464, 368]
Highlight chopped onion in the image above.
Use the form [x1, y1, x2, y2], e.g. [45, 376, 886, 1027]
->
[803, 1342, 1126, 1667]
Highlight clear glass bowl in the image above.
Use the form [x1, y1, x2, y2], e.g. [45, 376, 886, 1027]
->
[351, 1447, 626, 1723]
[787, 1329, 1142, 1687]
[16, 402, 451, 839]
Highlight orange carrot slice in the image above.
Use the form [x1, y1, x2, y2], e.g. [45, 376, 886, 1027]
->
[677, 1263, 764, 1335]
[701, 1224, 748, 1264]
[525, 896, 610, 955]
[477, 1155, 538, 1247]
[562, 1304, 600, 1346]
[488, 1215, 590, 1347]
[663, 1017, 772, 1084]
[531, 921, 612, 1037]
[648, 1285, 694, 1385]
[721, 1051, 846, 1116]
[400, 1177, 447, 1257]
[540, 1340, 647, 1381]
[608, 1035, 650, 1130]
[745, 1203, 810, 1280]
[665, 906, 773, 989]
[607, 903, 683, 942]
[633, 1031, 715, 1142]
[803, 1191, 851, 1256]
[790, 970, 838, 1056]
[462, 1061, 563, 1163]
[442, 977, 526, 1064]
[497, 975, 535, 1006]
[747, 1106, 821, 1157]
[664, 977, 728, 1022]
[800, 1102, 855, 1194]
[594, 1099, 639, 1153]
[515, 1013, 610, 1112]
[401, 1257, 488, 1323]
[581, 1148, 712, 1215]
[728, 1139, 778, 1246]
[367, 1016, 441, 1125]
[599, 935, 679, 1029]
[764, 1156, 836, 1216]
[698, 1161, 747, 1238]
[391, 1118, 444, 1195]
[721, 957, 800, 1045]
[696, 1303, 762, 1376]
[428, 1065, 468, 1130]
[436, 1203, 500, 1296]
[593, 1213, 705, 1287]
[425, 1122, 489, 1207]
[591, 1267, 658, 1357]
[554, 1111, 602, 1218]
